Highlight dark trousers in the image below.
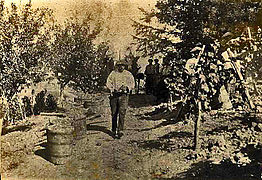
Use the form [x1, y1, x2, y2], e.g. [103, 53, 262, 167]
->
[146, 75, 155, 94]
[109, 93, 129, 133]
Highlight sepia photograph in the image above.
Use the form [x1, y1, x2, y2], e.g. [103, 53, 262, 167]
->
[0, 0, 262, 179]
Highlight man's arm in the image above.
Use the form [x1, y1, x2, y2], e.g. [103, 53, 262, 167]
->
[106, 72, 115, 93]
[126, 71, 135, 91]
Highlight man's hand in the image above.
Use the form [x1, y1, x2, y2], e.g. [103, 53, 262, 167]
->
[103, 86, 111, 93]
[119, 85, 128, 92]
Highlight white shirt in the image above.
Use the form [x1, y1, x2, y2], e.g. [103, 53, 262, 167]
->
[106, 70, 135, 93]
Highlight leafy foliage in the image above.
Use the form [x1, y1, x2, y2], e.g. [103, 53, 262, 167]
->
[0, 1, 114, 124]
[0, 1, 53, 101]
[134, 0, 262, 114]
[33, 91, 57, 115]
[51, 17, 113, 93]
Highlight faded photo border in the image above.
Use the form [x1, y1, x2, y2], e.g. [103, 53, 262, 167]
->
[1, 0, 262, 179]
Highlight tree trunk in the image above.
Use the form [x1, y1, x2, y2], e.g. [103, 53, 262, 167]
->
[253, 80, 259, 96]
[6, 102, 10, 124]
[59, 83, 65, 108]
[167, 92, 174, 111]
[0, 98, 6, 175]
[194, 100, 202, 150]
[0, 116, 2, 176]
[137, 79, 140, 94]
[18, 98, 25, 120]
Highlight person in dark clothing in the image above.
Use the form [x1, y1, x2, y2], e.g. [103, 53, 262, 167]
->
[153, 58, 161, 95]
[154, 59, 160, 75]
[155, 58, 171, 103]
[145, 59, 155, 94]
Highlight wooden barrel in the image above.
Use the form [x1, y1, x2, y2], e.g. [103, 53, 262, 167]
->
[83, 97, 108, 115]
[47, 124, 74, 165]
[72, 115, 87, 140]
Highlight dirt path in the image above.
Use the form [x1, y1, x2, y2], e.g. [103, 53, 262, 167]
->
[1, 94, 192, 180]
[0, 95, 146, 178]
[62, 94, 192, 180]
[2, 94, 262, 180]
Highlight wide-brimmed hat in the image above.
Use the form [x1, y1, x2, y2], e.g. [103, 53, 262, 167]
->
[115, 60, 127, 66]
[190, 46, 202, 52]
[147, 59, 153, 63]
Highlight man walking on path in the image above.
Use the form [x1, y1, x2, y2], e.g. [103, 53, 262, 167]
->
[106, 60, 135, 139]
[145, 59, 155, 95]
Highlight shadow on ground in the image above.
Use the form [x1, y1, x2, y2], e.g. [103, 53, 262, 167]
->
[136, 103, 185, 132]
[130, 131, 193, 152]
[159, 131, 193, 139]
[205, 114, 261, 136]
[160, 160, 261, 180]
[141, 108, 179, 121]
[138, 103, 185, 132]
[86, 124, 115, 138]
[34, 142, 51, 163]
[205, 125, 240, 135]
[139, 118, 185, 132]
[128, 94, 157, 108]
[157, 144, 262, 180]
[2, 124, 32, 135]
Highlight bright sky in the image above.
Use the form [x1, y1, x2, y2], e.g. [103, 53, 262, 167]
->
[5, 0, 158, 22]
[6, 0, 158, 65]
[6, 0, 157, 10]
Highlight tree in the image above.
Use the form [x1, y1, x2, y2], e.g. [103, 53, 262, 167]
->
[133, 0, 262, 149]
[134, 0, 261, 56]
[0, 1, 54, 123]
[51, 15, 113, 94]
[134, 0, 261, 108]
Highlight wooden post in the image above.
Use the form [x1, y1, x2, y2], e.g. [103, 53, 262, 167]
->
[137, 78, 140, 94]
[230, 61, 255, 110]
[253, 81, 260, 95]
[168, 92, 173, 111]
[247, 27, 252, 40]
[194, 100, 202, 150]
[59, 83, 64, 108]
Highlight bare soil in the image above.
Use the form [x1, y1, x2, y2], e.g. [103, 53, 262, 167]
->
[1, 93, 262, 180]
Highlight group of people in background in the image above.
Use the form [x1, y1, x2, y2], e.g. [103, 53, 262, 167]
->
[144, 58, 171, 103]
[144, 59, 161, 95]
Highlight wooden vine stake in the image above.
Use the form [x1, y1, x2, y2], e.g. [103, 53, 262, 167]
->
[194, 100, 202, 150]
[192, 45, 205, 150]
[230, 58, 255, 110]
